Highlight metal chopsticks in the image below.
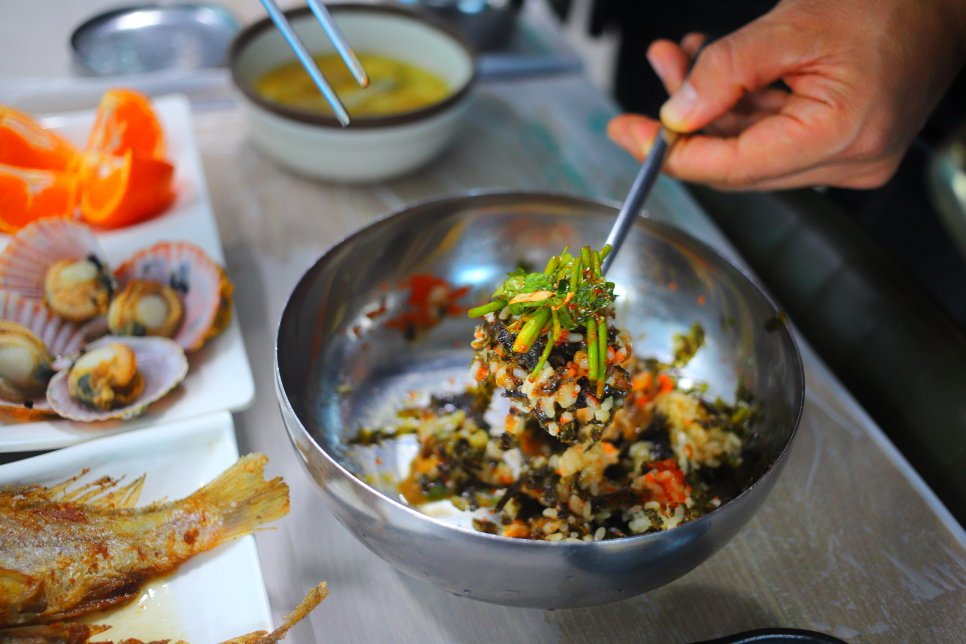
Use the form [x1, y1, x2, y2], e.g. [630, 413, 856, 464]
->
[258, 0, 368, 126]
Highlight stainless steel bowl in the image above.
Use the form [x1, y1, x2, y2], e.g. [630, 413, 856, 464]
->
[71, 4, 240, 76]
[401, 0, 524, 51]
[275, 192, 804, 609]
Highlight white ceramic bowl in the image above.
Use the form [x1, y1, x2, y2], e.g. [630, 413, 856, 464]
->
[230, 4, 476, 183]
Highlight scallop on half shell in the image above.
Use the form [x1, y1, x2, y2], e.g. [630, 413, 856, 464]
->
[0, 290, 97, 420]
[111, 242, 233, 352]
[0, 218, 114, 323]
[46, 336, 188, 422]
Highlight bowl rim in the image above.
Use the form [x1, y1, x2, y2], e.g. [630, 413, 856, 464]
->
[71, 3, 241, 76]
[229, 3, 478, 130]
[275, 189, 805, 548]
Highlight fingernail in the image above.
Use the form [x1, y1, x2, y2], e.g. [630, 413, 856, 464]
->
[646, 51, 667, 82]
[630, 127, 654, 157]
[661, 80, 698, 128]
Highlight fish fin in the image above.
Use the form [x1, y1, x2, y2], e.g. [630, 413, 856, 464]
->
[42, 470, 92, 501]
[71, 475, 145, 510]
[190, 454, 290, 543]
[58, 572, 146, 619]
[0, 470, 91, 503]
[0, 568, 47, 628]
[0, 623, 110, 644]
[218, 583, 327, 644]
[0, 471, 143, 510]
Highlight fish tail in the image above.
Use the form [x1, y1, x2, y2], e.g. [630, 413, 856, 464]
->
[190, 453, 290, 542]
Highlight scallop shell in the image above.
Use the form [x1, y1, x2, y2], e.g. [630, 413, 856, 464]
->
[0, 291, 101, 357]
[0, 290, 100, 420]
[114, 242, 233, 352]
[46, 336, 188, 422]
[0, 218, 111, 302]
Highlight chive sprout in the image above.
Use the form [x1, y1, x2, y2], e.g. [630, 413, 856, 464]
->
[597, 316, 608, 397]
[468, 300, 508, 318]
[470, 245, 616, 387]
[586, 319, 599, 383]
[513, 308, 551, 353]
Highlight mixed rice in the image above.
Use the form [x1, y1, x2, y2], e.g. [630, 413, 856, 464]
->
[352, 246, 760, 541]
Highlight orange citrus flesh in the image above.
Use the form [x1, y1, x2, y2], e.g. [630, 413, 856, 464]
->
[0, 163, 78, 233]
[0, 90, 174, 233]
[86, 89, 166, 159]
[0, 105, 81, 172]
[79, 151, 174, 229]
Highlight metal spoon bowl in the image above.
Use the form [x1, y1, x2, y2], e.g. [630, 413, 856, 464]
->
[275, 191, 804, 609]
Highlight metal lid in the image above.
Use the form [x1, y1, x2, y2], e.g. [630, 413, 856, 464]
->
[71, 4, 240, 76]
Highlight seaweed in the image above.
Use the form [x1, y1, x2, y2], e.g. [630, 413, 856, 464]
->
[671, 322, 705, 368]
[470, 244, 615, 384]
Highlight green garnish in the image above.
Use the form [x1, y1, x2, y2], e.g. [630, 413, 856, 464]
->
[469, 245, 616, 386]
[467, 300, 508, 318]
[671, 322, 705, 368]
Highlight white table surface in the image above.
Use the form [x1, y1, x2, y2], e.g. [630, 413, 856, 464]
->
[2, 1, 966, 643]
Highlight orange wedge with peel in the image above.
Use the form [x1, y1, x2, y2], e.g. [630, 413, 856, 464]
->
[0, 163, 78, 233]
[0, 105, 80, 172]
[79, 151, 174, 229]
[86, 89, 166, 159]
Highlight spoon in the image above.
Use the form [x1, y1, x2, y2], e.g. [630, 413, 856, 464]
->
[601, 38, 709, 275]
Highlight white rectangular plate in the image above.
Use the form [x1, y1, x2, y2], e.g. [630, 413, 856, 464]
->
[0, 411, 273, 643]
[0, 94, 255, 451]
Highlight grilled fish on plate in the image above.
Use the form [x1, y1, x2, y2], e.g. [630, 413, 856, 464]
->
[0, 453, 288, 627]
[0, 583, 327, 644]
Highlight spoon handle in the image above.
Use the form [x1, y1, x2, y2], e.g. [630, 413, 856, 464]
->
[601, 37, 710, 276]
[601, 128, 673, 275]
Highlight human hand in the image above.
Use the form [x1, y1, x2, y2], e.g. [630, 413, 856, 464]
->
[606, 0, 966, 190]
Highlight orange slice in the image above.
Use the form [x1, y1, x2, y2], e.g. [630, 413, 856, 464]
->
[0, 105, 80, 172]
[79, 151, 174, 229]
[86, 89, 165, 159]
[0, 163, 78, 233]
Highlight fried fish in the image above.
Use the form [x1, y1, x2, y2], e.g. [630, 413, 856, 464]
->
[0, 583, 327, 644]
[0, 454, 289, 627]
[0, 623, 109, 644]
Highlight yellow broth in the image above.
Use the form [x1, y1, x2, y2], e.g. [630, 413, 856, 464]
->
[254, 52, 451, 118]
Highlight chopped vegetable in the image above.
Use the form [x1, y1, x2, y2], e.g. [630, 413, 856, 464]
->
[469, 244, 615, 392]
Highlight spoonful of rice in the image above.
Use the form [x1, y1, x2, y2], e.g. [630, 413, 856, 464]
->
[467, 245, 632, 443]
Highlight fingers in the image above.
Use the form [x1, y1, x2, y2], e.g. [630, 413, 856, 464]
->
[660, 19, 815, 133]
[660, 93, 846, 186]
[608, 108, 899, 190]
[607, 2, 920, 190]
[645, 33, 793, 138]
[610, 94, 893, 190]
[646, 33, 709, 96]
[701, 87, 790, 137]
[706, 155, 900, 191]
[607, 114, 661, 162]
[680, 32, 707, 58]
[607, 85, 791, 160]
[646, 40, 691, 94]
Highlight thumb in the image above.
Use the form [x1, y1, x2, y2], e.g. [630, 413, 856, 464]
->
[660, 19, 813, 133]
